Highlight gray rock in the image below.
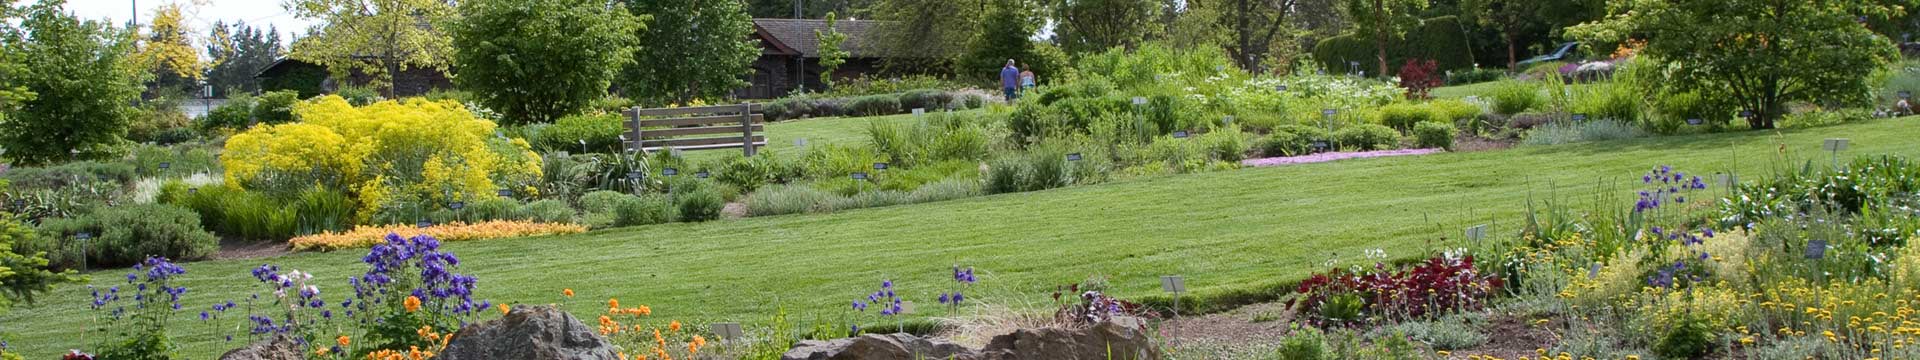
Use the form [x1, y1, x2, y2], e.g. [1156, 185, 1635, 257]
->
[437, 304, 622, 360]
[782, 333, 980, 360]
[218, 334, 302, 360]
[978, 320, 1161, 360]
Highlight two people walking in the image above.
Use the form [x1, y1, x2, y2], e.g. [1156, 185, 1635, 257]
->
[1000, 59, 1036, 102]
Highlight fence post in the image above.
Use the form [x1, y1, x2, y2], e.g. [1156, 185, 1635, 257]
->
[741, 103, 757, 157]
[627, 107, 643, 153]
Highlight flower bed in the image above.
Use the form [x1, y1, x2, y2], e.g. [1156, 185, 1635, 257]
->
[289, 221, 586, 251]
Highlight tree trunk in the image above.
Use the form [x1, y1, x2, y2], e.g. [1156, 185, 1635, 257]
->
[1374, 0, 1389, 78]
[1505, 30, 1518, 71]
[1237, 0, 1253, 70]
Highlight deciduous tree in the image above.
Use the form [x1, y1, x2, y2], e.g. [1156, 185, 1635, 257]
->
[1052, 0, 1160, 56]
[452, 0, 641, 125]
[1568, 0, 1906, 129]
[0, 0, 145, 165]
[1341, 0, 1424, 76]
[284, 0, 457, 97]
[816, 12, 850, 88]
[622, 0, 759, 106]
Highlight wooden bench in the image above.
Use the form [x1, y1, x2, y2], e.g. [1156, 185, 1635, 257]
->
[622, 103, 766, 156]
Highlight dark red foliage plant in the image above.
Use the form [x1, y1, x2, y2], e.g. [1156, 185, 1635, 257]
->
[1291, 255, 1502, 327]
[1398, 59, 1443, 100]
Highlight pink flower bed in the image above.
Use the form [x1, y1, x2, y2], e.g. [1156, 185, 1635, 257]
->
[1240, 148, 1440, 167]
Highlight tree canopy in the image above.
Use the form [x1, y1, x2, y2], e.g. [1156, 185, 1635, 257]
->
[204, 21, 283, 98]
[453, 0, 642, 125]
[285, 0, 457, 97]
[621, 0, 759, 106]
[1569, 0, 1906, 129]
[817, 12, 851, 88]
[0, 0, 146, 165]
[1051, 0, 1160, 56]
[140, 3, 204, 96]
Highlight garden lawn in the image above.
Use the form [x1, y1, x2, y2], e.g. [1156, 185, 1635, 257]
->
[680, 110, 972, 163]
[7, 119, 1920, 358]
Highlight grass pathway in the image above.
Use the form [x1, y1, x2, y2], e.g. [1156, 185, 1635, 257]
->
[4, 119, 1917, 358]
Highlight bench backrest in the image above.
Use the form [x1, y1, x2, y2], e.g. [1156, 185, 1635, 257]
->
[622, 103, 766, 156]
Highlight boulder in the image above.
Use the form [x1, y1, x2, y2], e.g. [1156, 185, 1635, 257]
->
[437, 304, 621, 360]
[978, 319, 1160, 360]
[782, 333, 980, 360]
[218, 334, 302, 360]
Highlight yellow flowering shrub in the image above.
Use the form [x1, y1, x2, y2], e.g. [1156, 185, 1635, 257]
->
[289, 220, 586, 251]
[222, 96, 542, 221]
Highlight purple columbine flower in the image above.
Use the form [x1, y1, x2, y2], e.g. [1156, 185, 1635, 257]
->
[938, 293, 951, 304]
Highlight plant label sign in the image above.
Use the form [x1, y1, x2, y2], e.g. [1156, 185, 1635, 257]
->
[1222, 116, 1234, 125]
[663, 168, 679, 176]
[449, 201, 465, 210]
[1311, 141, 1330, 150]
[710, 323, 745, 341]
[1687, 118, 1704, 126]
[1588, 263, 1602, 279]
[1160, 275, 1187, 293]
[695, 171, 711, 179]
[76, 232, 91, 241]
[1740, 110, 1756, 119]
[417, 220, 432, 228]
[900, 300, 917, 314]
[1276, 85, 1289, 92]
[1172, 131, 1190, 139]
[498, 189, 514, 198]
[626, 171, 644, 180]
[1465, 224, 1488, 241]
[1823, 138, 1850, 152]
[1716, 173, 1736, 188]
[158, 162, 170, 170]
[1132, 97, 1148, 106]
[851, 172, 869, 180]
[1322, 109, 1337, 117]
[912, 108, 925, 117]
[1572, 114, 1589, 122]
[873, 162, 889, 170]
[1806, 239, 1828, 260]
[1066, 153, 1083, 162]
[188, 188, 197, 194]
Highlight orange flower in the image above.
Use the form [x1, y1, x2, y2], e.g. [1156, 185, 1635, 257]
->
[564, 288, 575, 297]
[314, 347, 330, 356]
[338, 335, 351, 347]
[639, 305, 652, 316]
[688, 342, 699, 354]
[669, 320, 681, 332]
[693, 335, 707, 347]
[403, 296, 422, 313]
[617, 352, 628, 360]
[609, 298, 620, 309]
[498, 303, 511, 315]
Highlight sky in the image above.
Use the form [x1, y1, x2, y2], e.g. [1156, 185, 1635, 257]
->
[23, 0, 314, 43]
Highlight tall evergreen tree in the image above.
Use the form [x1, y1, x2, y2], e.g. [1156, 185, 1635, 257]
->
[204, 21, 283, 98]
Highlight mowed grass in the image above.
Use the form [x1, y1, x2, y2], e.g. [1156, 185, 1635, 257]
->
[680, 110, 970, 163]
[6, 119, 1920, 357]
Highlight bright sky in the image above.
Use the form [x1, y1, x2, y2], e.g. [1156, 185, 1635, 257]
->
[22, 0, 314, 43]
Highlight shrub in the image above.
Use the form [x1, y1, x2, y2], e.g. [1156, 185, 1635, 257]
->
[128, 104, 194, 145]
[1650, 91, 1729, 133]
[537, 113, 624, 152]
[287, 220, 586, 251]
[674, 187, 725, 222]
[810, 97, 847, 118]
[746, 184, 835, 216]
[986, 152, 1069, 194]
[897, 89, 953, 110]
[1, 161, 137, 189]
[710, 152, 792, 192]
[1488, 82, 1542, 115]
[1276, 326, 1327, 360]
[1653, 311, 1715, 359]
[1397, 59, 1442, 99]
[1332, 124, 1400, 151]
[335, 85, 383, 106]
[1260, 125, 1330, 157]
[1446, 67, 1505, 86]
[225, 96, 543, 216]
[846, 94, 902, 117]
[1521, 120, 1646, 146]
[516, 199, 577, 224]
[1413, 121, 1458, 150]
[614, 194, 676, 227]
[1199, 126, 1251, 162]
[1427, 99, 1482, 125]
[251, 90, 301, 125]
[34, 204, 218, 269]
[1376, 103, 1439, 131]
[456, 197, 519, 222]
[579, 190, 632, 214]
[824, 190, 913, 211]
[1778, 108, 1872, 129]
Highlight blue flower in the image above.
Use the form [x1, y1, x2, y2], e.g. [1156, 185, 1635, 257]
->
[938, 293, 950, 304]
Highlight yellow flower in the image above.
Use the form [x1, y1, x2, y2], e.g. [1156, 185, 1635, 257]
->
[315, 347, 330, 356]
[404, 296, 422, 313]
